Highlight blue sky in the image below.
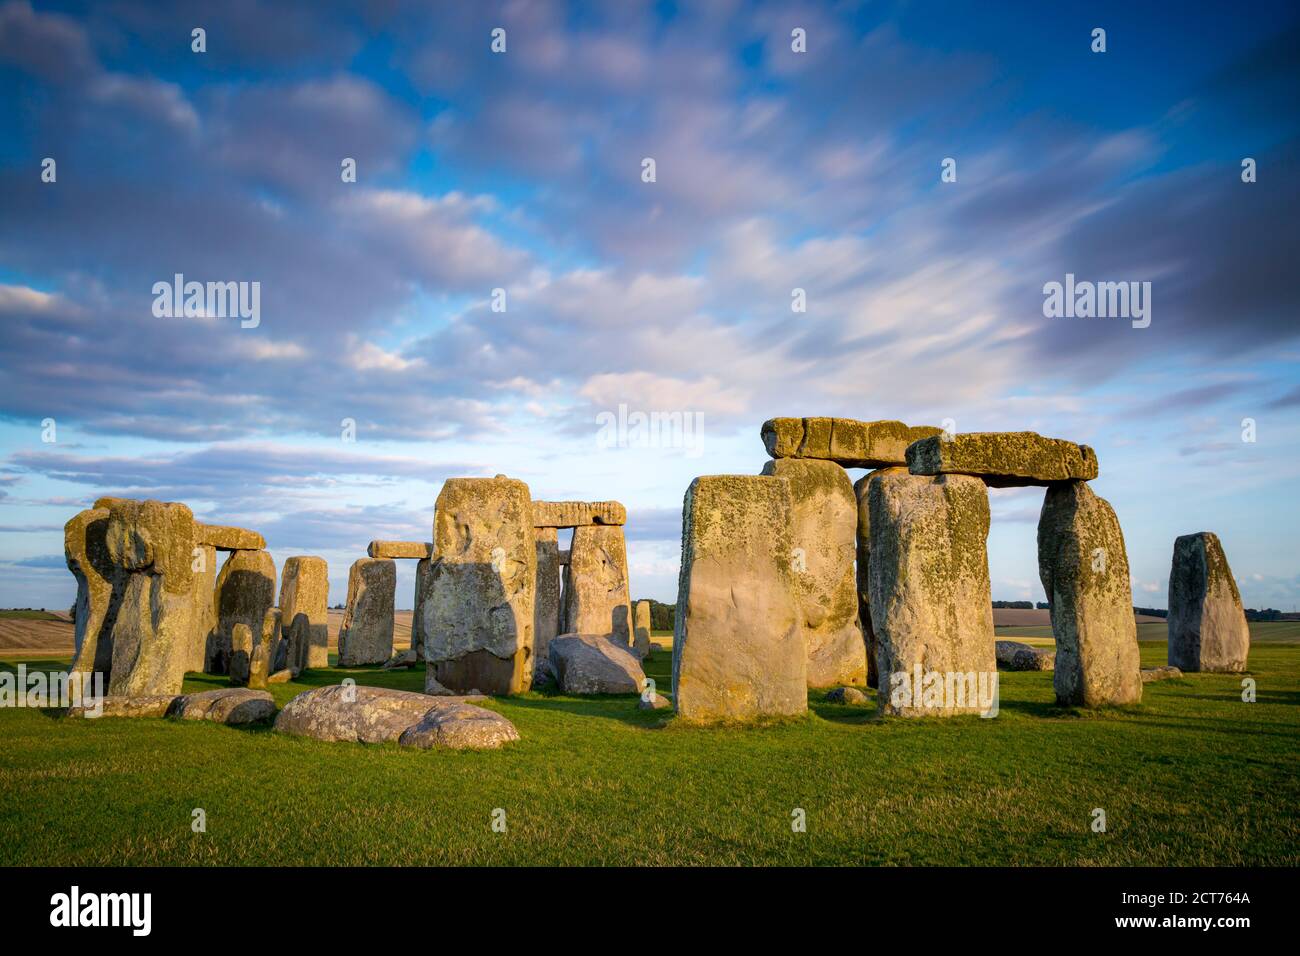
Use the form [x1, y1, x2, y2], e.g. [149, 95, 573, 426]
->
[1, 0, 1297, 611]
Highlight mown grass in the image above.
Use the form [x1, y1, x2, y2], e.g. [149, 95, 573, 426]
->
[1, 629, 1297, 866]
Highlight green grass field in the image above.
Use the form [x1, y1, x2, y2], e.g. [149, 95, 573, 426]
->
[2, 624, 1297, 866]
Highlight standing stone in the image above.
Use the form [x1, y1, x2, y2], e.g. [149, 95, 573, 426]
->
[868, 472, 996, 716]
[187, 544, 217, 674]
[1167, 532, 1250, 673]
[534, 528, 561, 675]
[633, 600, 652, 659]
[564, 525, 632, 647]
[279, 556, 329, 671]
[209, 549, 276, 675]
[229, 622, 253, 686]
[423, 476, 535, 695]
[101, 499, 202, 698]
[762, 458, 866, 688]
[851, 470, 902, 689]
[673, 475, 805, 723]
[410, 556, 434, 661]
[337, 558, 396, 666]
[1038, 481, 1142, 707]
[64, 507, 122, 680]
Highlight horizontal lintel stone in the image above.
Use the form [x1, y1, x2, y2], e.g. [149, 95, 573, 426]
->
[762, 417, 943, 468]
[906, 432, 1098, 488]
[367, 540, 433, 559]
[532, 500, 626, 527]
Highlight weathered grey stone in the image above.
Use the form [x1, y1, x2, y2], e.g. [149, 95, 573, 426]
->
[825, 686, 869, 705]
[187, 544, 216, 674]
[367, 540, 432, 560]
[548, 633, 646, 695]
[638, 690, 671, 710]
[209, 548, 276, 675]
[247, 608, 278, 689]
[534, 528, 561, 674]
[633, 600, 652, 660]
[100, 498, 202, 698]
[907, 431, 1098, 488]
[267, 668, 293, 684]
[410, 556, 433, 662]
[274, 685, 512, 749]
[383, 648, 419, 669]
[852, 469, 902, 689]
[279, 556, 329, 671]
[532, 500, 627, 527]
[995, 640, 1055, 671]
[868, 472, 997, 716]
[67, 694, 179, 719]
[1038, 481, 1142, 707]
[65, 508, 121, 681]
[424, 476, 535, 695]
[337, 558, 396, 666]
[762, 458, 866, 688]
[1167, 532, 1250, 673]
[1142, 665, 1183, 683]
[229, 622, 253, 686]
[763, 417, 944, 469]
[672, 475, 806, 722]
[557, 549, 570, 566]
[196, 523, 266, 551]
[563, 525, 632, 647]
[398, 702, 520, 750]
[169, 687, 275, 725]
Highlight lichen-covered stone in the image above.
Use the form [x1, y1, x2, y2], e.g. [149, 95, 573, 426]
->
[1142, 665, 1183, 683]
[1038, 481, 1142, 706]
[548, 633, 646, 695]
[907, 431, 1098, 488]
[762, 458, 866, 688]
[367, 540, 432, 559]
[532, 500, 627, 527]
[65, 508, 121, 681]
[168, 687, 275, 725]
[338, 558, 396, 666]
[424, 476, 535, 695]
[534, 528, 561, 674]
[279, 555, 329, 671]
[868, 472, 996, 716]
[196, 523, 266, 551]
[1167, 532, 1250, 673]
[633, 600, 652, 660]
[67, 694, 179, 719]
[672, 475, 806, 723]
[853, 469, 906, 689]
[229, 621, 253, 685]
[248, 608, 279, 689]
[762, 417, 943, 468]
[410, 556, 433, 662]
[274, 684, 515, 749]
[186, 544, 217, 674]
[209, 548, 276, 674]
[825, 686, 869, 705]
[995, 640, 1055, 671]
[563, 525, 632, 646]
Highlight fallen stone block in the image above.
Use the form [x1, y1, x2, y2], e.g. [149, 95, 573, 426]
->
[825, 686, 869, 705]
[67, 695, 179, 719]
[762, 417, 943, 468]
[548, 634, 645, 695]
[1142, 665, 1183, 683]
[907, 431, 1098, 488]
[398, 702, 520, 750]
[1168, 532, 1250, 673]
[995, 640, 1055, 671]
[168, 688, 276, 725]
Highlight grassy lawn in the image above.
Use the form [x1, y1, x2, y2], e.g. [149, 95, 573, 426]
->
[1, 625, 1297, 866]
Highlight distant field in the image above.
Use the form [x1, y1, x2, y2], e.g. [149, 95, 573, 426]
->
[0, 609, 67, 621]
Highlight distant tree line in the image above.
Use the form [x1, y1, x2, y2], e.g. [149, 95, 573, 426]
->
[990, 601, 1051, 609]
[1134, 606, 1169, 619]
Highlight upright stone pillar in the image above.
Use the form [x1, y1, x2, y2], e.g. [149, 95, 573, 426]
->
[633, 600, 653, 659]
[187, 544, 217, 674]
[411, 556, 434, 661]
[564, 525, 632, 646]
[673, 475, 805, 723]
[1167, 532, 1250, 673]
[280, 556, 329, 671]
[534, 528, 561, 675]
[337, 558, 396, 666]
[100, 498, 203, 697]
[1038, 481, 1142, 706]
[868, 472, 996, 716]
[209, 548, 276, 675]
[851, 470, 899, 689]
[762, 458, 866, 688]
[424, 476, 535, 695]
[64, 507, 122, 681]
